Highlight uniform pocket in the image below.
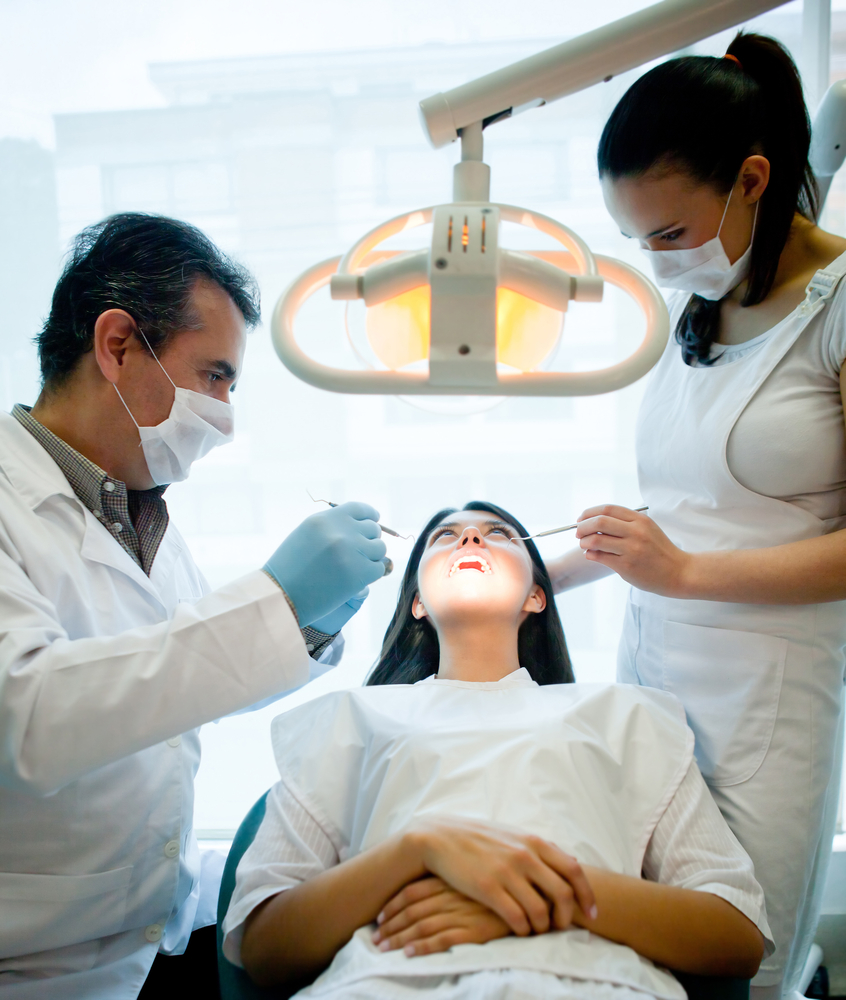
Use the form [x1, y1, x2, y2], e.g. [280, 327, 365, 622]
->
[0, 866, 133, 959]
[662, 621, 787, 786]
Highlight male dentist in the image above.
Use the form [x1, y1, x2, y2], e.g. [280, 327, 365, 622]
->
[0, 213, 387, 999]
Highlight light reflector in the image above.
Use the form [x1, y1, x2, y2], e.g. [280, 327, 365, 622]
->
[365, 285, 562, 373]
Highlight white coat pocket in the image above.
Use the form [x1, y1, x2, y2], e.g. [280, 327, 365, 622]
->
[662, 621, 787, 786]
[0, 866, 133, 959]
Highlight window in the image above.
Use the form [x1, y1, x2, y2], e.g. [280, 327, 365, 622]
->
[1, 1, 838, 846]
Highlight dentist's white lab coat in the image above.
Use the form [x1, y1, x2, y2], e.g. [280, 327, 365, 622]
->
[0, 411, 311, 999]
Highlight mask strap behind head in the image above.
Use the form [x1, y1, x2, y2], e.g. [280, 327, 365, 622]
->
[723, 53, 743, 70]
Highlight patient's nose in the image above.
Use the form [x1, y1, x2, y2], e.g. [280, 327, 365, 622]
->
[458, 525, 483, 547]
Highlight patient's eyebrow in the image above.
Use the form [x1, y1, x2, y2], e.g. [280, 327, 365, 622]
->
[430, 517, 516, 538]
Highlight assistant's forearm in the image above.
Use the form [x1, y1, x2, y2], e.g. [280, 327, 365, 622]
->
[679, 530, 846, 604]
[547, 548, 614, 594]
[241, 834, 426, 986]
[573, 867, 764, 977]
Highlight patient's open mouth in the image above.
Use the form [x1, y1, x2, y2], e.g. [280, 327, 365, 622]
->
[449, 554, 492, 577]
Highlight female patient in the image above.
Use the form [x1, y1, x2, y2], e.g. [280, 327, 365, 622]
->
[223, 502, 771, 999]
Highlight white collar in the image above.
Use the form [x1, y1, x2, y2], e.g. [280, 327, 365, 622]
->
[416, 667, 538, 690]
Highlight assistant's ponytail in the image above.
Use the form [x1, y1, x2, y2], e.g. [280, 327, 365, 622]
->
[598, 33, 817, 365]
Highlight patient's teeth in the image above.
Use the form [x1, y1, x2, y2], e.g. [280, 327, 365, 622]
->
[448, 554, 492, 577]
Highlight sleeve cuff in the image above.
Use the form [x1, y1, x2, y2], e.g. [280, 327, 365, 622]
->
[301, 625, 338, 660]
[222, 885, 293, 967]
[693, 883, 775, 958]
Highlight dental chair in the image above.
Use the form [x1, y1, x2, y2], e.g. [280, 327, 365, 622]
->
[217, 792, 752, 1000]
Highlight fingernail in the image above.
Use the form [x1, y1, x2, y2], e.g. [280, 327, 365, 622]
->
[379, 940, 391, 952]
[404, 944, 415, 957]
[376, 911, 385, 925]
[589, 905, 598, 921]
[372, 931, 381, 944]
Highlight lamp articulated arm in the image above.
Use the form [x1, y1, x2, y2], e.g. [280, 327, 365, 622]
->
[419, 0, 788, 149]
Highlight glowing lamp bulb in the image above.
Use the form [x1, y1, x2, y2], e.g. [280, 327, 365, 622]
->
[495, 288, 562, 372]
[365, 285, 562, 372]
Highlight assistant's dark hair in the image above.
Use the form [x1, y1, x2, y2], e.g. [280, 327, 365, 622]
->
[37, 212, 261, 387]
[367, 501, 573, 687]
[598, 33, 817, 365]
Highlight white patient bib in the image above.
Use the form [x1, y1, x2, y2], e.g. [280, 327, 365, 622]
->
[271, 682, 693, 999]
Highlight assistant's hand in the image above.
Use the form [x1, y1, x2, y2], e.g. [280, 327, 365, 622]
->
[575, 504, 692, 597]
[308, 588, 369, 636]
[406, 818, 595, 938]
[264, 502, 387, 626]
[372, 877, 509, 956]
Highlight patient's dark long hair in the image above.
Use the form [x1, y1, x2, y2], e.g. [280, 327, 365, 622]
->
[367, 501, 573, 687]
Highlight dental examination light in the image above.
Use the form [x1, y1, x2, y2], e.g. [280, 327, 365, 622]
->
[271, 0, 788, 397]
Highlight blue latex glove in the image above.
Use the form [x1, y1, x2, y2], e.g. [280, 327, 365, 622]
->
[309, 588, 369, 636]
[265, 502, 386, 626]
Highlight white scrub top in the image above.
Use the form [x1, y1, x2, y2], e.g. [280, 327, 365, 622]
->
[702, 291, 846, 525]
[0, 411, 312, 999]
[622, 252, 846, 992]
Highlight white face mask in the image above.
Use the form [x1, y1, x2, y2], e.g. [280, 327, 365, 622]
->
[641, 185, 758, 301]
[112, 335, 235, 486]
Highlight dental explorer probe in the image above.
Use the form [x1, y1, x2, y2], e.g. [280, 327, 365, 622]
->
[306, 492, 411, 540]
[513, 506, 649, 541]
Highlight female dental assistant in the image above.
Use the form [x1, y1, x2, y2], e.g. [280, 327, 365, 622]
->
[548, 33, 846, 1000]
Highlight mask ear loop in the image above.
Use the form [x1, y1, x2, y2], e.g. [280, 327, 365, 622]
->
[112, 383, 141, 433]
[750, 199, 760, 243]
[716, 179, 760, 248]
[137, 329, 179, 392]
[110, 328, 176, 445]
[715, 183, 736, 241]
[111, 382, 148, 453]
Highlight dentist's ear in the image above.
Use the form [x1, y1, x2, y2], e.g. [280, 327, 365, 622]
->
[412, 594, 429, 620]
[93, 309, 142, 384]
[522, 584, 547, 615]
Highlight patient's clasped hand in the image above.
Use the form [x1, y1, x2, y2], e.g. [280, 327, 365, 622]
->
[223, 503, 772, 999]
